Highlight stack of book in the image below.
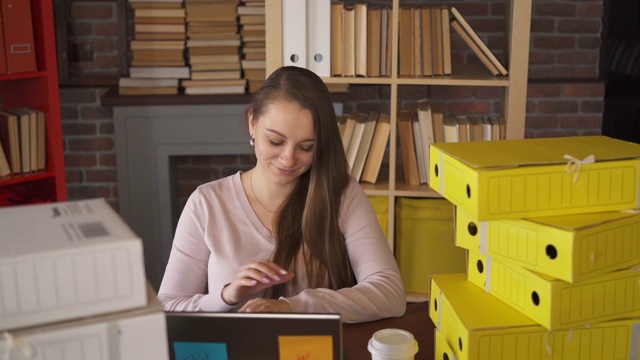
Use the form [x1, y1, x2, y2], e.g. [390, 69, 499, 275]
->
[338, 111, 390, 184]
[119, 0, 189, 95]
[397, 99, 506, 187]
[238, 0, 266, 93]
[0, 199, 169, 359]
[0, 108, 46, 177]
[182, 0, 245, 94]
[427, 136, 640, 359]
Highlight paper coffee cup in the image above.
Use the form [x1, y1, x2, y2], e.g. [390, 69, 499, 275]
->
[367, 328, 419, 360]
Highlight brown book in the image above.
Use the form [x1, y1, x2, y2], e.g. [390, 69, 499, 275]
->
[243, 51, 265, 60]
[340, 112, 357, 151]
[135, 23, 186, 34]
[187, 39, 242, 47]
[135, 16, 186, 24]
[181, 79, 246, 87]
[133, 49, 185, 62]
[189, 46, 239, 56]
[421, 7, 433, 76]
[9, 109, 30, 173]
[467, 116, 484, 141]
[239, 15, 265, 25]
[354, 3, 367, 77]
[450, 6, 507, 75]
[440, 7, 452, 75]
[30, 109, 46, 171]
[352, 111, 379, 181]
[343, 5, 355, 77]
[243, 68, 266, 79]
[130, 40, 185, 50]
[1, 0, 37, 74]
[431, 6, 443, 75]
[189, 62, 241, 71]
[135, 32, 187, 40]
[456, 116, 470, 142]
[431, 110, 445, 144]
[189, 69, 241, 80]
[412, 8, 422, 77]
[0, 110, 19, 174]
[119, 87, 179, 95]
[361, 113, 390, 184]
[189, 24, 238, 34]
[129, 1, 184, 9]
[131, 59, 186, 67]
[330, 2, 343, 76]
[248, 79, 264, 93]
[398, 7, 413, 77]
[345, 113, 367, 170]
[397, 110, 420, 185]
[185, 3, 238, 23]
[366, 6, 381, 77]
[135, 8, 186, 18]
[188, 54, 240, 64]
[0, 136, 10, 176]
[380, 6, 392, 77]
[184, 85, 246, 95]
[119, 77, 180, 88]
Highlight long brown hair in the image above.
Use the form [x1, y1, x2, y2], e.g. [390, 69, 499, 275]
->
[247, 66, 356, 298]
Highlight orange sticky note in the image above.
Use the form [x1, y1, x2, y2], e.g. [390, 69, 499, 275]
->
[278, 335, 334, 360]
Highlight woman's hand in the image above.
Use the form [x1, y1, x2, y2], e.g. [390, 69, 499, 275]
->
[221, 259, 294, 305]
[239, 298, 292, 313]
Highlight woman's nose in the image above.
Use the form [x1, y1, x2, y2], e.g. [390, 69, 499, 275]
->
[280, 146, 296, 167]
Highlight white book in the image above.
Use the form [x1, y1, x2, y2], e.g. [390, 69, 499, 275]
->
[307, 0, 331, 76]
[345, 113, 367, 172]
[417, 100, 434, 181]
[129, 66, 190, 79]
[0, 199, 147, 331]
[412, 113, 427, 184]
[282, 0, 307, 68]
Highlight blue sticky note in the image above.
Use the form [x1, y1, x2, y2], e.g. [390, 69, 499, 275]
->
[173, 341, 228, 360]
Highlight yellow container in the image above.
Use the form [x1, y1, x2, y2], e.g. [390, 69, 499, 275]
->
[430, 273, 640, 360]
[456, 207, 640, 283]
[434, 329, 455, 360]
[468, 251, 640, 330]
[368, 195, 389, 239]
[395, 198, 466, 297]
[430, 136, 640, 220]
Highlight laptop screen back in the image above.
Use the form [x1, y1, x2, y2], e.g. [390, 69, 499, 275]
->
[165, 312, 343, 360]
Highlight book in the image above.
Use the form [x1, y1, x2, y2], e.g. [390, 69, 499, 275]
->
[497, 115, 507, 139]
[134, 23, 186, 34]
[412, 8, 422, 77]
[345, 112, 367, 171]
[119, 77, 180, 88]
[130, 40, 185, 50]
[354, 3, 367, 77]
[397, 109, 420, 185]
[366, 6, 381, 77]
[440, 6, 452, 75]
[431, 109, 445, 144]
[10, 109, 30, 173]
[421, 7, 433, 76]
[351, 110, 379, 181]
[184, 85, 246, 95]
[0, 110, 19, 173]
[450, 20, 499, 76]
[118, 87, 179, 95]
[33, 109, 46, 171]
[360, 113, 390, 184]
[442, 115, 459, 143]
[450, 6, 508, 75]
[129, 66, 190, 78]
[416, 100, 434, 181]
[398, 7, 413, 77]
[466, 115, 484, 141]
[340, 112, 357, 151]
[412, 113, 427, 184]
[431, 5, 443, 75]
[181, 79, 246, 87]
[134, 8, 186, 18]
[0, 136, 10, 176]
[456, 116, 470, 142]
[380, 6, 392, 77]
[132, 49, 185, 62]
[189, 70, 241, 80]
[490, 115, 500, 140]
[1, 0, 37, 74]
[342, 5, 355, 77]
[481, 116, 493, 140]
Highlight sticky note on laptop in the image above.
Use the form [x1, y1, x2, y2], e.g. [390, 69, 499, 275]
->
[173, 341, 228, 360]
[278, 335, 333, 360]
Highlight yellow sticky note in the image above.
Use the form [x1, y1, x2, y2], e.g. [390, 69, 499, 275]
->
[278, 335, 333, 360]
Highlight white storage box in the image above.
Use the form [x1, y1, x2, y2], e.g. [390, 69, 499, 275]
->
[0, 198, 147, 331]
[0, 282, 168, 360]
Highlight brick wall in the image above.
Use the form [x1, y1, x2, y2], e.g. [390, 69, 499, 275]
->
[59, 0, 604, 210]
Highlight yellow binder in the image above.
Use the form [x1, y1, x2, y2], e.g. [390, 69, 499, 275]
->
[430, 273, 640, 360]
[456, 207, 640, 283]
[434, 329, 456, 360]
[467, 251, 640, 330]
[429, 136, 640, 220]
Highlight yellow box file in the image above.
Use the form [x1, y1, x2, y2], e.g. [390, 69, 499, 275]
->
[467, 251, 640, 330]
[434, 329, 456, 360]
[395, 198, 466, 297]
[456, 207, 640, 283]
[429, 136, 640, 220]
[430, 273, 640, 360]
[368, 195, 389, 239]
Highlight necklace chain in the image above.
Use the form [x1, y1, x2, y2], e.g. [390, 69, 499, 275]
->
[250, 171, 276, 213]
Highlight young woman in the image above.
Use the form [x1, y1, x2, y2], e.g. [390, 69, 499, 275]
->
[158, 66, 406, 323]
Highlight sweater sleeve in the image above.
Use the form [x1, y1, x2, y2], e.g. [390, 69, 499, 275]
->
[284, 179, 407, 323]
[157, 188, 236, 312]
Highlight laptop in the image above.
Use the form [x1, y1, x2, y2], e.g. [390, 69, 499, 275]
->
[165, 312, 343, 360]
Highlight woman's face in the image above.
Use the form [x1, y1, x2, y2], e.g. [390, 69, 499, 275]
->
[250, 99, 315, 186]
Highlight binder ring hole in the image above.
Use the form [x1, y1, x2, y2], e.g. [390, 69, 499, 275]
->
[476, 259, 484, 274]
[467, 222, 478, 236]
[434, 164, 439, 177]
[545, 245, 558, 259]
[433, 298, 438, 311]
[458, 338, 463, 351]
[531, 291, 540, 306]
[290, 54, 299, 63]
[314, 54, 323, 63]
[443, 354, 450, 360]
[466, 185, 471, 199]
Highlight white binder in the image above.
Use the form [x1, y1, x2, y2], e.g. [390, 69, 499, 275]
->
[306, 0, 331, 76]
[282, 0, 307, 68]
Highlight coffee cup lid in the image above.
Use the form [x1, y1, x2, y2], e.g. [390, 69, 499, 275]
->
[367, 328, 419, 357]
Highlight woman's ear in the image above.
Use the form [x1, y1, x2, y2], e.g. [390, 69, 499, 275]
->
[248, 109, 256, 134]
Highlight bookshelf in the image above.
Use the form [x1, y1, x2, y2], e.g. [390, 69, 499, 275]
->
[0, 0, 67, 206]
[265, 0, 531, 247]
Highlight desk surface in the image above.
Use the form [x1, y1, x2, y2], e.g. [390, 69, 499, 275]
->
[343, 301, 434, 360]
